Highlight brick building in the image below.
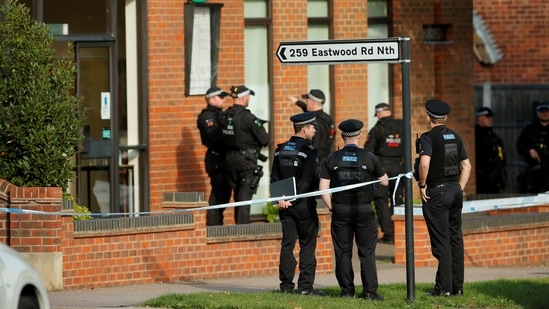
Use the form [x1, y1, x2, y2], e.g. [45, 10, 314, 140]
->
[472, 1, 549, 193]
[4, 0, 549, 290]
[3, 0, 475, 215]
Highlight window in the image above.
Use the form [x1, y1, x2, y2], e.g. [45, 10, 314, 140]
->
[367, 0, 392, 128]
[244, 0, 271, 215]
[307, 0, 332, 115]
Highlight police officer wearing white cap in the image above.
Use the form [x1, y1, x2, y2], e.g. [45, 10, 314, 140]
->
[416, 99, 471, 297]
[287, 89, 335, 165]
[221, 85, 271, 224]
[516, 102, 549, 193]
[197, 86, 232, 226]
[271, 111, 321, 295]
[319, 119, 388, 300]
[475, 107, 507, 193]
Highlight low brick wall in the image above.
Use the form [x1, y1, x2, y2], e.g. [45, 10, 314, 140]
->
[3, 178, 549, 290]
[393, 205, 549, 267]
[1, 179, 334, 290]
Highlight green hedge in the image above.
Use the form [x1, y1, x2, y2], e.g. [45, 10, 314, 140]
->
[0, 0, 83, 189]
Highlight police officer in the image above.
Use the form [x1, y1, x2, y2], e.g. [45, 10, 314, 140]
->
[287, 89, 335, 164]
[516, 103, 549, 193]
[416, 99, 471, 297]
[222, 85, 271, 224]
[271, 111, 320, 295]
[475, 107, 507, 194]
[319, 119, 388, 300]
[364, 102, 404, 244]
[197, 86, 233, 226]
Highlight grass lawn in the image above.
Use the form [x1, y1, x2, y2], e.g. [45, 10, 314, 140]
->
[142, 277, 549, 309]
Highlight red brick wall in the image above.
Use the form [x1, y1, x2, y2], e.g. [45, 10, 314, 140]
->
[1, 180, 334, 290]
[473, 1, 549, 84]
[145, 0, 475, 207]
[0, 179, 62, 252]
[393, 0, 475, 198]
[60, 209, 333, 289]
[331, 1, 368, 148]
[393, 205, 549, 267]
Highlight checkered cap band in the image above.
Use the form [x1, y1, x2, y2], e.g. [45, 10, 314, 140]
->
[341, 130, 361, 137]
[293, 117, 316, 126]
[426, 110, 447, 119]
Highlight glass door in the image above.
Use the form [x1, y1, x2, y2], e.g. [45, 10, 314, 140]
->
[75, 43, 117, 214]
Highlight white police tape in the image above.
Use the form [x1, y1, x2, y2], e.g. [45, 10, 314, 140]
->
[0, 172, 414, 217]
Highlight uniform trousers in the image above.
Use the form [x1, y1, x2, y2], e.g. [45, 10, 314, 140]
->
[422, 183, 464, 294]
[225, 151, 257, 224]
[278, 200, 319, 293]
[206, 169, 232, 226]
[373, 159, 403, 241]
[331, 203, 379, 297]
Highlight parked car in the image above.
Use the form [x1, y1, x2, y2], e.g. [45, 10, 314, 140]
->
[0, 243, 50, 309]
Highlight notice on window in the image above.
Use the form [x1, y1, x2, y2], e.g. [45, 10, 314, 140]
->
[189, 7, 211, 95]
[101, 92, 111, 120]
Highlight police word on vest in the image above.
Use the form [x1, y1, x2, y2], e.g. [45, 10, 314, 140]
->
[331, 149, 374, 205]
[220, 108, 243, 150]
[378, 119, 403, 157]
[276, 140, 311, 180]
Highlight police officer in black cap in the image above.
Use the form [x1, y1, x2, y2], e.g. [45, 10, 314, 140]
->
[197, 86, 233, 226]
[416, 99, 471, 297]
[271, 111, 320, 295]
[364, 102, 404, 244]
[475, 107, 507, 193]
[319, 119, 388, 300]
[287, 89, 335, 164]
[516, 103, 549, 193]
[221, 85, 271, 224]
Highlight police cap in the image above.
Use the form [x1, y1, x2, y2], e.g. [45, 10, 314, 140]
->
[290, 111, 316, 126]
[425, 99, 451, 119]
[205, 86, 229, 99]
[230, 85, 255, 98]
[476, 107, 495, 117]
[338, 119, 363, 137]
[536, 104, 549, 112]
[301, 89, 325, 104]
[374, 102, 390, 116]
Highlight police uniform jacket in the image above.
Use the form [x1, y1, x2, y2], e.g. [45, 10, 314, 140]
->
[516, 121, 549, 166]
[296, 101, 335, 161]
[223, 104, 271, 151]
[197, 105, 226, 174]
[364, 116, 403, 159]
[475, 124, 506, 183]
[271, 136, 318, 206]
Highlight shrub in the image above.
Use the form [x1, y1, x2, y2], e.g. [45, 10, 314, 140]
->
[0, 0, 83, 190]
[263, 202, 279, 223]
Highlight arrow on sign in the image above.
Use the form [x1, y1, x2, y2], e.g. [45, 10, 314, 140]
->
[276, 38, 401, 65]
[278, 47, 287, 60]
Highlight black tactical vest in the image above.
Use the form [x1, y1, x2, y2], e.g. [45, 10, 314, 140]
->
[276, 139, 310, 180]
[375, 118, 403, 158]
[424, 126, 461, 185]
[220, 107, 244, 150]
[331, 148, 374, 204]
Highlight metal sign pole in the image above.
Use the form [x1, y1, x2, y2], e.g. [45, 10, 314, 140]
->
[400, 36, 416, 302]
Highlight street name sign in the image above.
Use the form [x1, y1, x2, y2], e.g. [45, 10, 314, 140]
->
[276, 38, 401, 65]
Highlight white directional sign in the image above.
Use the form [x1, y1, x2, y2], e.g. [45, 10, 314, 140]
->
[276, 38, 401, 65]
